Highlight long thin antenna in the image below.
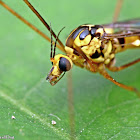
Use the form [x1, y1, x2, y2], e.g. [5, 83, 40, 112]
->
[53, 27, 65, 58]
[50, 23, 53, 59]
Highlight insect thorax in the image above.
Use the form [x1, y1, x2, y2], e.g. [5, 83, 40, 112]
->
[65, 25, 115, 71]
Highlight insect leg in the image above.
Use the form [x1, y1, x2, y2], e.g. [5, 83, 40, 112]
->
[23, 0, 66, 52]
[67, 70, 75, 139]
[74, 46, 98, 72]
[0, 0, 65, 52]
[100, 70, 140, 96]
[113, 0, 123, 22]
[107, 58, 140, 71]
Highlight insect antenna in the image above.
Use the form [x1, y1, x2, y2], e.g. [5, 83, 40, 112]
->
[50, 23, 53, 59]
[52, 27, 65, 58]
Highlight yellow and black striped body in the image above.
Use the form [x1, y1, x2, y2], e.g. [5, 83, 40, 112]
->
[65, 25, 140, 72]
[112, 33, 140, 53]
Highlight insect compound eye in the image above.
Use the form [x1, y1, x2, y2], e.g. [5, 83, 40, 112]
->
[79, 29, 90, 40]
[59, 57, 71, 72]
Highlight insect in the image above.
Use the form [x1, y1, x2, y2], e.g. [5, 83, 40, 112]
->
[0, 0, 140, 96]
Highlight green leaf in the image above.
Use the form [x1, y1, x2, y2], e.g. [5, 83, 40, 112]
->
[0, 0, 140, 139]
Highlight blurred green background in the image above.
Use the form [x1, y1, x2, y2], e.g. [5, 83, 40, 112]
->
[0, 0, 140, 139]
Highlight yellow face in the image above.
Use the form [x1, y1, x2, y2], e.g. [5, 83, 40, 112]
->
[46, 54, 73, 85]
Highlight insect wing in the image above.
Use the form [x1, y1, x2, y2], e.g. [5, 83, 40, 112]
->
[103, 18, 140, 30]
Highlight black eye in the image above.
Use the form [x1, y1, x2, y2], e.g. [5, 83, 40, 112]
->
[79, 29, 89, 40]
[59, 57, 71, 71]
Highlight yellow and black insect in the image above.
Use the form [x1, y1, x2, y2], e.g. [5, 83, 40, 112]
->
[46, 21, 140, 95]
[0, 0, 140, 95]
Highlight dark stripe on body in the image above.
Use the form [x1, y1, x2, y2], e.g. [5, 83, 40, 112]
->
[118, 38, 125, 48]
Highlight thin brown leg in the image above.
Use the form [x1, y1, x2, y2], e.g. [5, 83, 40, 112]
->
[0, 0, 65, 52]
[108, 58, 140, 72]
[23, 0, 65, 52]
[74, 46, 98, 72]
[113, 0, 123, 22]
[72, 47, 139, 95]
[67, 70, 75, 140]
[100, 70, 140, 97]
